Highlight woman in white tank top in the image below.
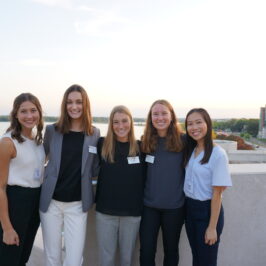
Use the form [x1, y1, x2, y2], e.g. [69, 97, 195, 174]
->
[0, 93, 45, 266]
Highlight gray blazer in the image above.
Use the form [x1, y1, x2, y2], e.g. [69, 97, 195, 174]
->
[39, 124, 100, 212]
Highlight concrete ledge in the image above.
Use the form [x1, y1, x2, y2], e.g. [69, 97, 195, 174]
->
[215, 140, 237, 152]
[229, 163, 266, 174]
[228, 151, 266, 164]
[218, 171, 266, 266]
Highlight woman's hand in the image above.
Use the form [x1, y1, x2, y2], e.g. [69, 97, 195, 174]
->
[205, 226, 217, 245]
[3, 228, 19, 246]
[205, 186, 225, 246]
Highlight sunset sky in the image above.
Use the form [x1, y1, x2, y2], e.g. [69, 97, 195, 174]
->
[1, 0, 265, 118]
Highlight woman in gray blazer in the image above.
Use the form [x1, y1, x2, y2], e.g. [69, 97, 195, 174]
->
[39, 84, 100, 266]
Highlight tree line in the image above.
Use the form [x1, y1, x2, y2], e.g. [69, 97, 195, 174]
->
[213, 119, 259, 137]
[0, 116, 260, 137]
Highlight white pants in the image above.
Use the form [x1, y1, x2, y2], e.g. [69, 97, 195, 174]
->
[96, 212, 141, 266]
[40, 200, 88, 266]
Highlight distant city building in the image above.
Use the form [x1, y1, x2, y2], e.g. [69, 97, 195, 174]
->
[258, 105, 266, 139]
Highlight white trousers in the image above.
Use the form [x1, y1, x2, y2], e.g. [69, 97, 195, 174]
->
[40, 200, 88, 266]
[96, 212, 141, 266]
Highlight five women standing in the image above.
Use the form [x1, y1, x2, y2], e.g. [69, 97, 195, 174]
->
[0, 93, 45, 266]
[0, 89, 232, 266]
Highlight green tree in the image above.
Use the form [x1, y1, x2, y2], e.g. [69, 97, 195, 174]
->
[243, 133, 251, 140]
[231, 119, 246, 132]
[246, 119, 259, 137]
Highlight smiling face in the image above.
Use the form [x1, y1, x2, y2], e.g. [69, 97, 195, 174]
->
[113, 112, 131, 142]
[66, 91, 83, 121]
[186, 112, 208, 145]
[151, 103, 172, 137]
[17, 101, 40, 132]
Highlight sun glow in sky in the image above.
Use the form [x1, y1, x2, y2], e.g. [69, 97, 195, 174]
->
[0, 0, 265, 118]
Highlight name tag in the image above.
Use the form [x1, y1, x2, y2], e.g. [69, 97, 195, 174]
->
[127, 156, 140, 164]
[33, 168, 41, 180]
[89, 146, 97, 154]
[145, 155, 155, 164]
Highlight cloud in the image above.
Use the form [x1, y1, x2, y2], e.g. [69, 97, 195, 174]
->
[19, 59, 56, 67]
[75, 11, 131, 36]
[31, 1, 101, 11]
[31, 0, 73, 9]
[75, 5, 97, 12]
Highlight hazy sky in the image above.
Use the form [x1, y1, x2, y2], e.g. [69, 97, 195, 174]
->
[1, 0, 265, 118]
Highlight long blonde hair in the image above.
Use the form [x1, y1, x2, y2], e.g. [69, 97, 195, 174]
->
[141, 99, 183, 153]
[56, 84, 94, 135]
[102, 105, 139, 163]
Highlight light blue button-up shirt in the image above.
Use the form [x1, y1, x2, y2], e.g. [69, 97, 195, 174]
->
[184, 145, 232, 201]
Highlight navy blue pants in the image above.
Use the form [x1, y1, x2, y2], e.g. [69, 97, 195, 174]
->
[0, 185, 40, 266]
[185, 197, 224, 266]
[139, 205, 185, 266]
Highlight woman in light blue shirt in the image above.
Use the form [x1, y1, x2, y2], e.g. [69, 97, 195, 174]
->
[183, 108, 232, 266]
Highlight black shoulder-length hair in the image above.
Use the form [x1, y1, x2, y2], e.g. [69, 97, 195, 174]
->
[183, 108, 213, 166]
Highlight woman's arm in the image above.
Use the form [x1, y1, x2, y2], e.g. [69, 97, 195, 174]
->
[205, 186, 226, 245]
[0, 138, 19, 246]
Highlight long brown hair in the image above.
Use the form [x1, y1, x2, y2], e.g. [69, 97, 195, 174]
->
[141, 99, 183, 153]
[56, 84, 93, 135]
[7, 93, 43, 145]
[102, 105, 139, 163]
[184, 108, 213, 166]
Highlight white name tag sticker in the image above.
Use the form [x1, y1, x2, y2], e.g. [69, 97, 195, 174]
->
[145, 155, 155, 164]
[89, 146, 97, 154]
[33, 168, 41, 180]
[127, 156, 140, 164]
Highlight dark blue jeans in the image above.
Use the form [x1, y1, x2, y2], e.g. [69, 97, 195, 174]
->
[139, 205, 185, 266]
[185, 197, 224, 266]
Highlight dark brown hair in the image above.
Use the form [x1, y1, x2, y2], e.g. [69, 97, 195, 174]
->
[141, 99, 184, 153]
[184, 108, 213, 166]
[56, 84, 93, 135]
[7, 93, 43, 145]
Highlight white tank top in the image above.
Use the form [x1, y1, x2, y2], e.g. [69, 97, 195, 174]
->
[2, 132, 45, 188]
